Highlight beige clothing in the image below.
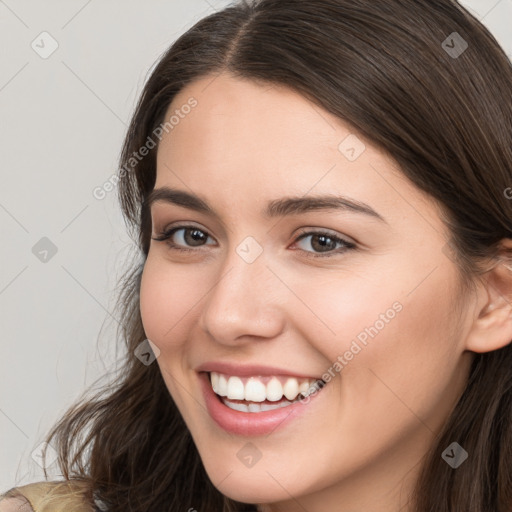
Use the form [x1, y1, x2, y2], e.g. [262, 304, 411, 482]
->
[0, 480, 94, 512]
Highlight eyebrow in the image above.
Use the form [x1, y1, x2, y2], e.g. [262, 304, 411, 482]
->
[144, 186, 387, 223]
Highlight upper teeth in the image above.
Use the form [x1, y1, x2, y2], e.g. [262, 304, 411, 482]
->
[210, 371, 323, 402]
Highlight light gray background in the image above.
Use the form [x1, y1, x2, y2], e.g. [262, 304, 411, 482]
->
[1, 0, 511, 491]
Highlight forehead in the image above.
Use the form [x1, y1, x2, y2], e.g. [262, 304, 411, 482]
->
[154, 72, 442, 230]
[158, 72, 345, 176]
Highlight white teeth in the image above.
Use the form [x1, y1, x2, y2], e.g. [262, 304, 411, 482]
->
[266, 377, 283, 401]
[260, 401, 286, 412]
[217, 374, 228, 397]
[299, 380, 310, 395]
[224, 399, 249, 412]
[245, 378, 267, 402]
[283, 378, 299, 400]
[210, 372, 219, 393]
[222, 397, 295, 413]
[248, 402, 261, 413]
[226, 376, 245, 399]
[209, 372, 324, 404]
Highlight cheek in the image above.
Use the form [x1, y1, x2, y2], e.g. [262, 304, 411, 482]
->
[139, 259, 198, 409]
[297, 263, 460, 398]
[289, 268, 402, 365]
[139, 257, 192, 351]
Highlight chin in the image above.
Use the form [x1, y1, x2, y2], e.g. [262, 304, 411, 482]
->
[211, 478, 287, 505]
[199, 454, 313, 505]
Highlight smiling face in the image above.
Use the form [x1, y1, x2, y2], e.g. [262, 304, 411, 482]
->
[139, 72, 476, 510]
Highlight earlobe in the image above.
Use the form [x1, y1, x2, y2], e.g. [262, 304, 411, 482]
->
[464, 239, 512, 354]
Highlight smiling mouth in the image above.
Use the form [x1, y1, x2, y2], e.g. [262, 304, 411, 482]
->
[209, 371, 326, 413]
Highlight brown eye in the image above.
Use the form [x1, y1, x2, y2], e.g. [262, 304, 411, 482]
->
[293, 230, 356, 258]
[152, 225, 215, 251]
[179, 227, 209, 247]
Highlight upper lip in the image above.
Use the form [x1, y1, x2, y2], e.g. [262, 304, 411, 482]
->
[195, 361, 324, 380]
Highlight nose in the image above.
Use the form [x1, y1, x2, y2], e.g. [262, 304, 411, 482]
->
[198, 246, 285, 347]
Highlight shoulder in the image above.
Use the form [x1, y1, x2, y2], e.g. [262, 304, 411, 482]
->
[0, 486, 34, 512]
[0, 480, 95, 512]
[0, 494, 34, 512]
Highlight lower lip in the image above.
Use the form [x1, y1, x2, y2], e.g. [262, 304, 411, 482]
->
[198, 372, 323, 436]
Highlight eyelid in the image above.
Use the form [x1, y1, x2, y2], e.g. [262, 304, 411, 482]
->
[294, 226, 357, 245]
[153, 222, 355, 243]
[152, 223, 216, 245]
[151, 223, 357, 259]
[291, 229, 357, 258]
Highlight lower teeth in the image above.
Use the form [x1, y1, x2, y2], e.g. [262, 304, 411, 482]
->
[220, 396, 303, 413]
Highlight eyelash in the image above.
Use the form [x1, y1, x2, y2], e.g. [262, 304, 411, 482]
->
[151, 224, 356, 259]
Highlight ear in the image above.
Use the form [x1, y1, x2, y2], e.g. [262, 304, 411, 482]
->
[465, 238, 512, 353]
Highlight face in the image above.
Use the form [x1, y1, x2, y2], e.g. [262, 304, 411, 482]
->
[139, 72, 476, 509]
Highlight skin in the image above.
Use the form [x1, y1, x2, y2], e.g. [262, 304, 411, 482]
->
[139, 72, 512, 511]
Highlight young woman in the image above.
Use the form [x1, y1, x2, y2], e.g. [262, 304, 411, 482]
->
[2, 0, 512, 510]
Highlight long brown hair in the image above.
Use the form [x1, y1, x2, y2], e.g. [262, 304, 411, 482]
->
[41, 1, 512, 510]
